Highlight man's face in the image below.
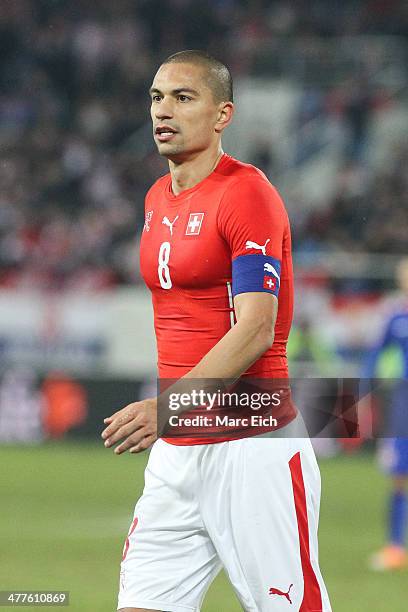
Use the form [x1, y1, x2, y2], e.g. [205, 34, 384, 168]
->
[150, 62, 223, 161]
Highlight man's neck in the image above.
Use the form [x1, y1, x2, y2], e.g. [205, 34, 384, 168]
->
[169, 146, 224, 196]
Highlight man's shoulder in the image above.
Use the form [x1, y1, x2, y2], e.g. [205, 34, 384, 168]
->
[219, 155, 285, 214]
[383, 296, 408, 322]
[219, 154, 271, 186]
[391, 310, 408, 326]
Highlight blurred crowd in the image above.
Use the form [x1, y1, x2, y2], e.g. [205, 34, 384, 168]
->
[0, 0, 407, 290]
[292, 145, 408, 257]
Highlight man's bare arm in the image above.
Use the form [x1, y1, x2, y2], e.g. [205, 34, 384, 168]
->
[186, 291, 277, 379]
[102, 292, 278, 453]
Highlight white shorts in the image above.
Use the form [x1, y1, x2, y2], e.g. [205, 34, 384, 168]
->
[118, 425, 331, 611]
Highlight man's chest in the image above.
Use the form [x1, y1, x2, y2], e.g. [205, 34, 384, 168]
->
[140, 196, 231, 291]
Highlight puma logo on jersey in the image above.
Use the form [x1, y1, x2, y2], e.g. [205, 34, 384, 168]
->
[264, 262, 280, 279]
[162, 215, 179, 236]
[245, 238, 270, 256]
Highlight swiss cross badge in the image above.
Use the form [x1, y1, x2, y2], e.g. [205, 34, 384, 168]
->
[185, 212, 204, 236]
[263, 276, 276, 291]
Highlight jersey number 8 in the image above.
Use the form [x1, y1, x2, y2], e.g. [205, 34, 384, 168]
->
[158, 241, 172, 289]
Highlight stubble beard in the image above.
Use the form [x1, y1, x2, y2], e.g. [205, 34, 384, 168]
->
[157, 139, 191, 163]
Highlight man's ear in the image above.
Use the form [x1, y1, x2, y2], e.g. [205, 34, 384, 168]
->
[215, 102, 234, 133]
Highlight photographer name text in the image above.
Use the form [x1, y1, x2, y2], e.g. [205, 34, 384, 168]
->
[169, 414, 278, 427]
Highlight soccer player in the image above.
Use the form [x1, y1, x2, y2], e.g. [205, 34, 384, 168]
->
[366, 258, 408, 571]
[102, 50, 331, 611]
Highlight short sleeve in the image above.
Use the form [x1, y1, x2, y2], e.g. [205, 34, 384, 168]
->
[217, 177, 287, 298]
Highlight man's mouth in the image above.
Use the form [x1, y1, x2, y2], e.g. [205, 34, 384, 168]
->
[155, 125, 178, 142]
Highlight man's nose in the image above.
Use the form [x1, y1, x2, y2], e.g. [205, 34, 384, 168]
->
[155, 98, 173, 119]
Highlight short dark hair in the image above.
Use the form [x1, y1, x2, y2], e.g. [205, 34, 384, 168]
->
[162, 50, 233, 103]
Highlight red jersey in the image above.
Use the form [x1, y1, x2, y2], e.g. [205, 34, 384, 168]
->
[140, 153, 296, 444]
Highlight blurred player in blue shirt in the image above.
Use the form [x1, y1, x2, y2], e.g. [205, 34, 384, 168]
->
[365, 258, 408, 570]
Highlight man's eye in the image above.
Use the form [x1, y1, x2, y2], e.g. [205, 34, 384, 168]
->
[178, 95, 191, 102]
[152, 95, 161, 102]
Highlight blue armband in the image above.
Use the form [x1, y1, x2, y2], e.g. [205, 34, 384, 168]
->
[232, 254, 281, 298]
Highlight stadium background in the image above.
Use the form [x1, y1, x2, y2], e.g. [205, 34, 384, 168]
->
[0, 0, 407, 610]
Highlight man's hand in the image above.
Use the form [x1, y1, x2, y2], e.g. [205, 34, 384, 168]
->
[101, 397, 157, 454]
